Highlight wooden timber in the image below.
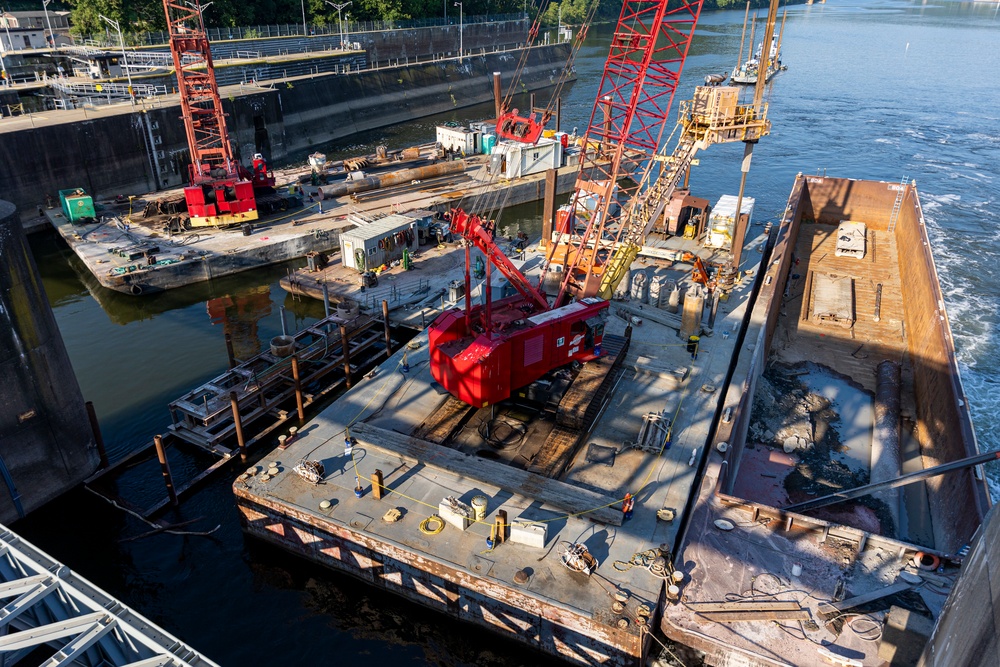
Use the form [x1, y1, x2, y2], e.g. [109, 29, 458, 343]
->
[350, 422, 624, 525]
[414, 395, 474, 444]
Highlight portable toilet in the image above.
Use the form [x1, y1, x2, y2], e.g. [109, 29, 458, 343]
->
[482, 134, 496, 154]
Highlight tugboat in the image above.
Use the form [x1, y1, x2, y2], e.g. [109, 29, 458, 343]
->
[730, 6, 788, 85]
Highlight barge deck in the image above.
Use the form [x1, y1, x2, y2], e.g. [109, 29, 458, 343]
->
[45, 150, 582, 296]
[232, 231, 770, 665]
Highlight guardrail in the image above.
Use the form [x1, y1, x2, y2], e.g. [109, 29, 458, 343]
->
[74, 14, 528, 48]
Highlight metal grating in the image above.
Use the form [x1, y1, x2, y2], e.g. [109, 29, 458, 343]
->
[0, 525, 219, 667]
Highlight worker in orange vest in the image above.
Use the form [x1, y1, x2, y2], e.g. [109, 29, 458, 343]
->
[622, 493, 635, 521]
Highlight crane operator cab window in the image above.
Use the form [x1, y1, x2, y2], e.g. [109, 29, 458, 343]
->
[584, 315, 605, 351]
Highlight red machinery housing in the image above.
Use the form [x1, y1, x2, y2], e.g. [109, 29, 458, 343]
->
[164, 0, 261, 227]
[428, 210, 608, 408]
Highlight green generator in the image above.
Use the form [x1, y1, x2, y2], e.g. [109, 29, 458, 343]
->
[59, 188, 96, 223]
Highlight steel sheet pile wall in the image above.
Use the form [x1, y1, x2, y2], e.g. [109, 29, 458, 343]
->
[892, 183, 986, 552]
[0, 200, 99, 522]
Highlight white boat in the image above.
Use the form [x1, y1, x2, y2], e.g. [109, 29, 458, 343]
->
[730, 34, 784, 85]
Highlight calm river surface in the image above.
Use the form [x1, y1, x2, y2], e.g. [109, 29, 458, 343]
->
[17, 1, 1000, 665]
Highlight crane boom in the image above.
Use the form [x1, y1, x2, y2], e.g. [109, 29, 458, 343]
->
[543, 0, 706, 302]
[164, 0, 259, 228]
[450, 210, 549, 311]
[164, 0, 234, 183]
[596, 86, 771, 298]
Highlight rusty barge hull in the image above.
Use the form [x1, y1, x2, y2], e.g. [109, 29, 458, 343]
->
[236, 493, 646, 665]
[662, 174, 989, 666]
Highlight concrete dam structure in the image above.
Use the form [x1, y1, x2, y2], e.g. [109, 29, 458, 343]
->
[0, 43, 573, 215]
[0, 200, 101, 523]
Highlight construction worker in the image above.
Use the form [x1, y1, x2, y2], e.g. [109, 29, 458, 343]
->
[622, 493, 635, 521]
[687, 335, 700, 360]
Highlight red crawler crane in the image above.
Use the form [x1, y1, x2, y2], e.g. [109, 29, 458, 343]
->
[428, 210, 608, 408]
[163, 0, 273, 227]
[428, 0, 706, 408]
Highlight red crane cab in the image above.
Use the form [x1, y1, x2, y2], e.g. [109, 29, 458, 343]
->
[429, 296, 608, 408]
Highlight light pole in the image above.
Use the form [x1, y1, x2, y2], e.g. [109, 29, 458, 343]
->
[41, 0, 54, 48]
[301, 0, 307, 36]
[454, 2, 462, 63]
[98, 14, 133, 105]
[324, 1, 351, 49]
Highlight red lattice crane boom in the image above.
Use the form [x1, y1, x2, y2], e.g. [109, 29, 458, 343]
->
[427, 0, 707, 408]
[545, 0, 705, 301]
[164, 0, 265, 228]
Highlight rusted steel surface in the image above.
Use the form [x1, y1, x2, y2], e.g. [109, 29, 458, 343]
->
[235, 490, 647, 666]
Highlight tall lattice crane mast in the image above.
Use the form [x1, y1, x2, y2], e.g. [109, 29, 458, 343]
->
[164, 0, 261, 228]
[545, 0, 705, 302]
[164, 0, 234, 183]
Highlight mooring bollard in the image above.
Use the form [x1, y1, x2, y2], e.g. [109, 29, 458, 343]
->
[153, 434, 178, 507]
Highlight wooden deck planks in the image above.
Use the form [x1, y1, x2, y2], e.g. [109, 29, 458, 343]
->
[778, 222, 909, 393]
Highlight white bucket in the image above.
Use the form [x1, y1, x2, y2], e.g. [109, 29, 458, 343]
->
[471, 495, 488, 522]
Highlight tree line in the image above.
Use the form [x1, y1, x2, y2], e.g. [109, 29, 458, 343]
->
[57, 0, 779, 36]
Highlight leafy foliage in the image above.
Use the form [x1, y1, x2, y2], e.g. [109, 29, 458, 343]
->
[64, 0, 783, 35]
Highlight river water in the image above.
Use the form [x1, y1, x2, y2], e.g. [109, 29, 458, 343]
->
[17, 1, 1000, 665]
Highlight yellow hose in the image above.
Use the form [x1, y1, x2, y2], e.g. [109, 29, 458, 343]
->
[419, 515, 445, 535]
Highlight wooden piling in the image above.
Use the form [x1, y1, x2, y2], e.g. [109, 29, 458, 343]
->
[225, 333, 236, 369]
[153, 435, 178, 507]
[339, 324, 353, 389]
[382, 299, 393, 359]
[291, 356, 305, 422]
[495, 509, 508, 544]
[541, 168, 558, 249]
[371, 469, 384, 500]
[492, 71, 502, 119]
[230, 392, 248, 462]
[85, 401, 109, 469]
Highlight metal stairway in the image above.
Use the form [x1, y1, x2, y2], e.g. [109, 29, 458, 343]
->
[887, 176, 909, 234]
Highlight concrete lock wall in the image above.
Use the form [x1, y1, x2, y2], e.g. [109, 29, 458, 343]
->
[0, 43, 571, 214]
[0, 200, 100, 523]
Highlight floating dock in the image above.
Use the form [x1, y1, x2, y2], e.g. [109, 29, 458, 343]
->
[232, 230, 770, 665]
